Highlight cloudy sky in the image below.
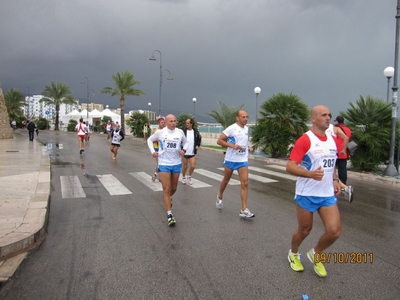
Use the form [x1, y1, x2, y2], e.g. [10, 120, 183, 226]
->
[0, 0, 397, 123]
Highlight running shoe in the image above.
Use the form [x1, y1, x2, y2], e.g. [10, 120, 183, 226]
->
[79, 149, 84, 155]
[307, 249, 327, 277]
[216, 195, 223, 210]
[345, 185, 354, 203]
[182, 176, 187, 185]
[167, 214, 176, 226]
[239, 208, 255, 218]
[187, 176, 192, 185]
[288, 250, 304, 272]
[151, 172, 158, 182]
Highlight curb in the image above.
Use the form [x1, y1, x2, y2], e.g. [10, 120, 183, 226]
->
[0, 142, 51, 281]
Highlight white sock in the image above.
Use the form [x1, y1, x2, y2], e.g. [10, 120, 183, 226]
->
[167, 210, 172, 215]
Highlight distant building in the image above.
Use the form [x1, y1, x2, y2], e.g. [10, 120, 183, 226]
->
[81, 102, 104, 112]
[24, 95, 79, 121]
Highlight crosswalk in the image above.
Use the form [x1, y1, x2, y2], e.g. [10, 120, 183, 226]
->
[59, 164, 295, 199]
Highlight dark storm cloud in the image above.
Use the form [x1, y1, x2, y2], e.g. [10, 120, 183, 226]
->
[0, 0, 397, 122]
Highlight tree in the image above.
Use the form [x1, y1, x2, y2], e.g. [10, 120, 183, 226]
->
[207, 101, 245, 129]
[252, 93, 309, 158]
[340, 95, 399, 172]
[101, 71, 145, 133]
[126, 112, 149, 137]
[177, 113, 198, 130]
[4, 88, 25, 121]
[40, 82, 76, 131]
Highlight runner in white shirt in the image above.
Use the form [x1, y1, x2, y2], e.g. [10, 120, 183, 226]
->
[75, 118, 88, 155]
[147, 114, 188, 226]
[110, 123, 124, 159]
[216, 109, 255, 218]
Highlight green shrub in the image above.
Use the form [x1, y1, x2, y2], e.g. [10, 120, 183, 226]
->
[67, 119, 78, 132]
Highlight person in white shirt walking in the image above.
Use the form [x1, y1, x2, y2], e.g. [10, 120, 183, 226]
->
[216, 109, 255, 219]
[181, 118, 202, 185]
[110, 123, 124, 159]
[147, 114, 188, 226]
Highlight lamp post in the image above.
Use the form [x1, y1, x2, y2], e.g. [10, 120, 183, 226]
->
[149, 50, 163, 117]
[384, 67, 395, 104]
[149, 51, 173, 117]
[80, 77, 90, 122]
[192, 98, 197, 118]
[384, 0, 400, 176]
[254, 87, 261, 125]
[148, 102, 152, 121]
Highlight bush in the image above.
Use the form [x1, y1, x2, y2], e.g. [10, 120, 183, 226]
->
[67, 119, 78, 132]
[36, 117, 49, 130]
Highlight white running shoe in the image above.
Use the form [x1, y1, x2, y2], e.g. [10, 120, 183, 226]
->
[216, 195, 223, 209]
[182, 176, 187, 185]
[187, 176, 192, 185]
[345, 185, 354, 203]
[239, 208, 255, 218]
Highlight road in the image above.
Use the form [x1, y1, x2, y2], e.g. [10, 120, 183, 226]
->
[1, 130, 399, 300]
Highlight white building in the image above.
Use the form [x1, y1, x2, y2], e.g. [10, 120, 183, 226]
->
[24, 95, 79, 121]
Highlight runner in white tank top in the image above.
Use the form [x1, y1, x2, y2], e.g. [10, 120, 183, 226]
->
[286, 105, 341, 278]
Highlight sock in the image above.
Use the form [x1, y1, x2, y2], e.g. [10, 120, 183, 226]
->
[289, 249, 298, 255]
[167, 210, 172, 215]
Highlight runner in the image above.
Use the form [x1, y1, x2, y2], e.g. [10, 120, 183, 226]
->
[286, 105, 341, 278]
[75, 118, 88, 154]
[216, 109, 255, 218]
[110, 123, 124, 159]
[104, 120, 112, 142]
[147, 114, 188, 226]
[181, 118, 202, 185]
[151, 117, 165, 182]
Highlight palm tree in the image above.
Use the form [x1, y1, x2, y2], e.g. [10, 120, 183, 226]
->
[40, 82, 76, 131]
[340, 95, 397, 171]
[4, 88, 26, 120]
[101, 71, 145, 133]
[252, 93, 309, 157]
[207, 101, 245, 128]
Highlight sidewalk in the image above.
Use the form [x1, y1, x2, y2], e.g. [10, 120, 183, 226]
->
[0, 131, 50, 282]
[0, 133, 399, 283]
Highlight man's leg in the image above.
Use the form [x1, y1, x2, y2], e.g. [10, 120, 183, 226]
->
[314, 204, 341, 253]
[218, 166, 233, 199]
[188, 156, 196, 176]
[159, 172, 173, 211]
[181, 157, 188, 183]
[237, 166, 249, 211]
[291, 204, 313, 253]
[337, 159, 347, 184]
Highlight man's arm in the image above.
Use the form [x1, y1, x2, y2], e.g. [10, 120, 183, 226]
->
[286, 160, 325, 181]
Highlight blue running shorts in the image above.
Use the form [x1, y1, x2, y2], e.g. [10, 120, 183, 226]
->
[158, 164, 182, 174]
[294, 195, 337, 212]
[224, 161, 248, 171]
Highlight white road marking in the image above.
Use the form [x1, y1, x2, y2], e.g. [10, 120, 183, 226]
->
[195, 169, 240, 185]
[60, 176, 86, 198]
[96, 174, 132, 195]
[129, 172, 163, 192]
[249, 166, 297, 181]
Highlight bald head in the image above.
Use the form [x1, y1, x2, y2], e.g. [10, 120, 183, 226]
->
[310, 105, 332, 134]
[165, 114, 177, 130]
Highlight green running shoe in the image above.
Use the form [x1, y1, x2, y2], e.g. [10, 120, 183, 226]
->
[167, 214, 176, 227]
[307, 249, 327, 277]
[288, 251, 304, 272]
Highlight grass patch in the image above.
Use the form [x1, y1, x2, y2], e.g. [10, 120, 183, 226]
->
[202, 145, 227, 151]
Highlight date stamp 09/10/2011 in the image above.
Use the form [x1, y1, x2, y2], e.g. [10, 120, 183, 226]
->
[314, 252, 373, 264]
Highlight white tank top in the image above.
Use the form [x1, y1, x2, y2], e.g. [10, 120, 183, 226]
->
[295, 131, 337, 197]
[223, 123, 249, 163]
[151, 128, 186, 166]
[112, 130, 122, 144]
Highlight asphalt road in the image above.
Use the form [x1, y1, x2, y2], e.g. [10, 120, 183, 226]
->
[1, 130, 399, 300]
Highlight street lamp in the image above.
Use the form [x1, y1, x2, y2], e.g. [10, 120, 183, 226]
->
[192, 98, 197, 117]
[149, 50, 173, 117]
[384, 67, 394, 104]
[254, 87, 261, 125]
[80, 77, 91, 122]
[148, 102, 152, 121]
[149, 50, 163, 117]
[384, 0, 400, 176]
